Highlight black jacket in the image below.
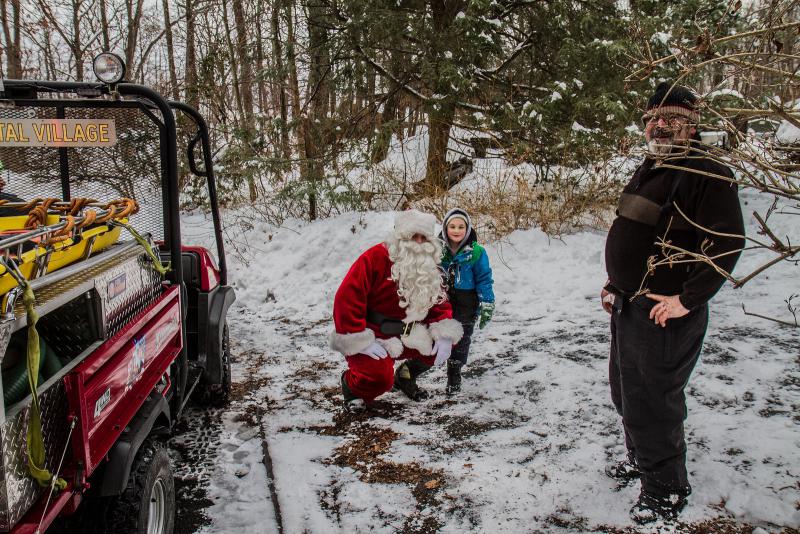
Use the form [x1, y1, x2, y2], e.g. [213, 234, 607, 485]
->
[605, 149, 745, 310]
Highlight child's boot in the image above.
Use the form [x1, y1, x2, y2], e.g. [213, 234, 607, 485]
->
[446, 360, 463, 396]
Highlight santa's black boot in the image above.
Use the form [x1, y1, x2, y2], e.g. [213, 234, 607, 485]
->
[341, 371, 365, 412]
[394, 360, 431, 401]
[446, 360, 463, 396]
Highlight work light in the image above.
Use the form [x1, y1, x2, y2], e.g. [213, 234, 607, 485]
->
[93, 53, 126, 85]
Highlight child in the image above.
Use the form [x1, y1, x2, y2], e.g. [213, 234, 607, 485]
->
[439, 208, 495, 395]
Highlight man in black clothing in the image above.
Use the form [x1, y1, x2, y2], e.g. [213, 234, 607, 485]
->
[601, 82, 745, 524]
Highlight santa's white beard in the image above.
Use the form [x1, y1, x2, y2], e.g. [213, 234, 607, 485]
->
[386, 237, 446, 322]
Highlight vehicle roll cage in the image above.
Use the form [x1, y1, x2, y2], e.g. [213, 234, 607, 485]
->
[0, 79, 228, 287]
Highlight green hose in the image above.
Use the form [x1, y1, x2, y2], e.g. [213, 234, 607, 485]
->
[3, 339, 63, 406]
[40, 340, 63, 378]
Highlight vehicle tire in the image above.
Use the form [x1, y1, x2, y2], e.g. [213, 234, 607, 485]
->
[107, 439, 175, 534]
[197, 323, 231, 407]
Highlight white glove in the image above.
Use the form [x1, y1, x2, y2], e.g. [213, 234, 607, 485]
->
[430, 338, 453, 366]
[361, 342, 389, 360]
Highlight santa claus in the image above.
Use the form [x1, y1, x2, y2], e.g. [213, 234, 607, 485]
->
[330, 209, 464, 410]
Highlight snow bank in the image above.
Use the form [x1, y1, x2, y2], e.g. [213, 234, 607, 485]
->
[184, 181, 799, 531]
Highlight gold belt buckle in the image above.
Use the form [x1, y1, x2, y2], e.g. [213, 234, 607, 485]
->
[402, 321, 415, 336]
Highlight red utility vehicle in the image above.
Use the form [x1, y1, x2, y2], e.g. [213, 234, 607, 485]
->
[0, 53, 234, 534]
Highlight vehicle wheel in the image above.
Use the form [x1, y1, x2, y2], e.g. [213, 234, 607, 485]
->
[197, 323, 231, 407]
[108, 439, 175, 534]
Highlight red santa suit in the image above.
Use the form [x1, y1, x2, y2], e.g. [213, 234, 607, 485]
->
[331, 242, 463, 403]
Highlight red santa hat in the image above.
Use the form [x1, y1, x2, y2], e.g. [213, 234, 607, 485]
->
[393, 209, 436, 241]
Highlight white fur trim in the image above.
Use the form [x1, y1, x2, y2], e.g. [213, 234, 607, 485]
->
[329, 329, 375, 356]
[403, 308, 428, 323]
[377, 337, 404, 359]
[394, 209, 436, 240]
[429, 318, 464, 343]
[401, 322, 433, 354]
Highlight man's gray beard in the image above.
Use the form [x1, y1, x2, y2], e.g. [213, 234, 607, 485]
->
[386, 237, 446, 322]
[647, 138, 675, 157]
[647, 137, 690, 158]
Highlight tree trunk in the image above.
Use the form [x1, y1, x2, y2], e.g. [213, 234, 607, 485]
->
[254, 8, 268, 113]
[99, 0, 110, 51]
[231, 0, 258, 201]
[124, 0, 145, 80]
[271, 1, 291, 159]
[0, 0, 22, 78]
[285, 1, 306, 175]
[232, 0, 255, 123]
[422, 101, 455, 192]
[366, 67, 376, 130]
[222, 5, 244, 128]
[42, 27, 56, 79]
[292, 2, 331, 220]
[371, 51, 401, 164]
[71, 0, 84, 81]
[162, 0, 179, 100]
[221, 1, 256, 201]
[303, 1, 331, 220]
[421, 0, 464, 190]
[184, 0, 199, 108]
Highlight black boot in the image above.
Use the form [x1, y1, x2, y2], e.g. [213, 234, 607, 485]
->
[446, 360, 463, 396]
[394, 360, 431, 401]
[604, 452, 641, 481]
[341, 371, 365, 412]
[630, 486, 691, 524]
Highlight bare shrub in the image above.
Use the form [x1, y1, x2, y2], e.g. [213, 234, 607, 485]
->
[406, 155, 629, 240]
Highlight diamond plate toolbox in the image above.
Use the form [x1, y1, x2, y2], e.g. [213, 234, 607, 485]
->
[0, 381, 69, 531]
[0, 243, 163, 531]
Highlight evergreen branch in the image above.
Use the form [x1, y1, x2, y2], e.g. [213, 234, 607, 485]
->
[476, 33, 536, 76]
[352, 44, 489, 113]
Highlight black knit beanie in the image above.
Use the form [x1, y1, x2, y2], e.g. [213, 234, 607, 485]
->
[642, 82, 700, 124]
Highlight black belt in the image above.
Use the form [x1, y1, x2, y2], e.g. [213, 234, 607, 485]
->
[366, 310, 414, 336]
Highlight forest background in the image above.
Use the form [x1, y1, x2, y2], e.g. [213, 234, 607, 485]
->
[1, 0, 798, 319]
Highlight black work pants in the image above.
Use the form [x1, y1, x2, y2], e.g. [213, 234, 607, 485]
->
[609, 295, 708, 497]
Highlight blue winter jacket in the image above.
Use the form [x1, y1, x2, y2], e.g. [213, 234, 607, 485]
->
[441, 239, 495, 305]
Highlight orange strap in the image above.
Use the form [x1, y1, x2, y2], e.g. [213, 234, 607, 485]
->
[106, 198, 139, 219]
[76, 209, 97, 229]
[24, 198, 58, 230]
[17, 197, 138, 234]
[53, 198, 97, 216]
[95, 205, 117, 224]
[44, 216, 75, 246]
[19, 198, 44, 212]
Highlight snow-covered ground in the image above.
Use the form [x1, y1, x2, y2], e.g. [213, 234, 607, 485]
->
[178, 183, 799, 533]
